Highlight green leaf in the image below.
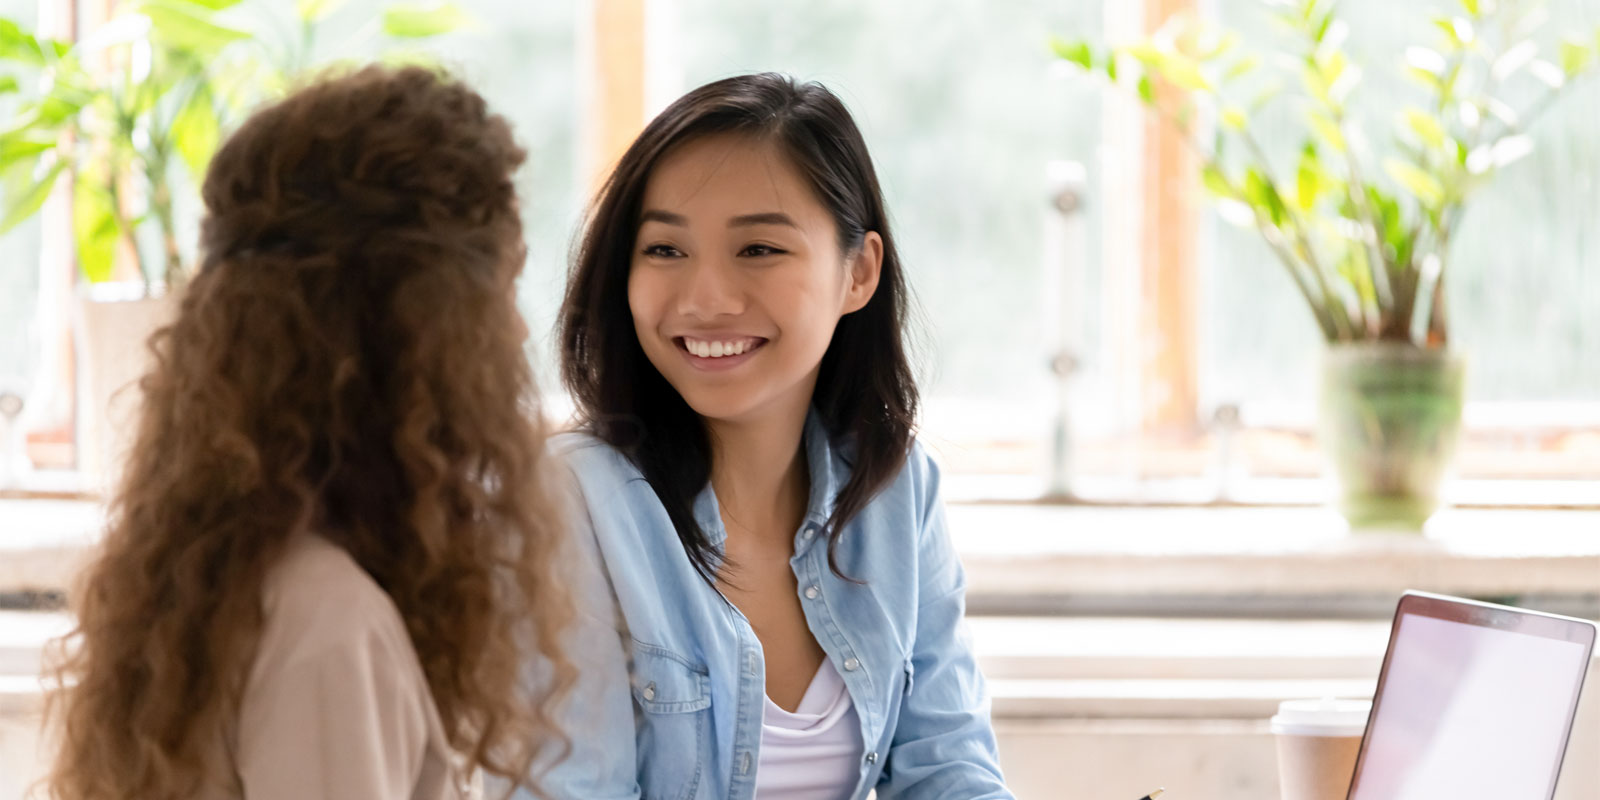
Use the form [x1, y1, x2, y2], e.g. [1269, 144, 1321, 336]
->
[1154, 53, 1212, 91]
[1221, 106, 1248, 131]
[0, 135, 54, 171]
[1309, 113, 1345, 151]
[1401, 107, 1447, 150]
[1224, 54, 1260, 82]
[1405, 66, 1445, 92]
[1459, 0, 1480, 16]
[1296, 143, 1322, 210]
[170, 88, 219, 177]
[1383, 158, 1444, 206]
[0, 18, 48, 65]
[1321, 50, 1348, 87]
[0, 18, 61, 66]
[36, 94, 83, 127]
[0, 75, 17, 95]
[1201, 163, 1235, 198]
[1301, 63, 1330, 106]
[1313, 10, 1334, 44]
[72, 163, 120, 283]
[1249, 84, 1282, 112]
[298, 0, 350, 22]
[1244, 168, 1287, 227]
[1051, 37, 1094, 70]
[1559, 38, 1593, 77]
[0, 159, 65, 233]
[1137, 74, 1155, 104]
[381, 3, 472, 39]
[1197, 31, 1239, 62]
[1433, 18, 1460, 47]
[134, 1, 251, 56]
[1125, 42, 1165, 68]
[182, 0, 245, 9]
[1105, 53, 1118, 82]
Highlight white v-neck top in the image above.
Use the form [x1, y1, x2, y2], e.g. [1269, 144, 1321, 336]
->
[755, 658, 865, 799]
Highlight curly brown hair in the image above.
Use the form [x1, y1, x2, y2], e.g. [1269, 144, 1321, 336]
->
[44, 65, 573, 799]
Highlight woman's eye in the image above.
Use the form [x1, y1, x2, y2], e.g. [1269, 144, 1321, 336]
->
[739, 244, 785, 257]
[642, 244, 684, 258]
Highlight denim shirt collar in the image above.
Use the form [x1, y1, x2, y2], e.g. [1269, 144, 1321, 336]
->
[690, 409, 842, 554]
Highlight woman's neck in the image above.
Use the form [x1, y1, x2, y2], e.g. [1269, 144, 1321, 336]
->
[707, 405, 810, 545]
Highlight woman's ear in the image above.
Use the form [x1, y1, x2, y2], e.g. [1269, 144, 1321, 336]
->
[842, 231, 883, 315]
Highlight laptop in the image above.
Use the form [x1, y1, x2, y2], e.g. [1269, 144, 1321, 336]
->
[1346, 591, 1597, 800]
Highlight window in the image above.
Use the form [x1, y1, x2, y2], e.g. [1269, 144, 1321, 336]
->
[652, 0, 1111, 485]
[1204, 0, 1600, 492]
[0, 0, 579, 472]
[639, 0, 1600, 502]
[4, 0, 1594, 501]
[0, 0, 45, 460]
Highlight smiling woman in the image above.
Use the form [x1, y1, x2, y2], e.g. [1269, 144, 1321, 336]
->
[546, 72, 1013, 799]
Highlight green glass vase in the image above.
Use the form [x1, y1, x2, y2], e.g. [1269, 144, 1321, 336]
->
[1319, 343, 1466, 531]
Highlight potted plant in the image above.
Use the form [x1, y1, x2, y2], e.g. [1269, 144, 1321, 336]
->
[1054, 0, 1600, 529]
[0, 0, 468, 483]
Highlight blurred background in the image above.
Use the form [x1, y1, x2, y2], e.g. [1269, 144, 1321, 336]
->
[0, 1, 1596, 798]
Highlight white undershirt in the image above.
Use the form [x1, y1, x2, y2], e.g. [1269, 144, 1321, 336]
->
[755, 658, 865, 799]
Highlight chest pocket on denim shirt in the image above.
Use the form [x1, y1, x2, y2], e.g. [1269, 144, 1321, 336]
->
[631, 642, 712, 800]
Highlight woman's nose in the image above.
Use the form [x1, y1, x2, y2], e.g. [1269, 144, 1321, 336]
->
[677, 258, 743, 320]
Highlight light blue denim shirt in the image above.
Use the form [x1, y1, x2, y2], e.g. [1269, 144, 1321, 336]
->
[532, 412, 1012, 800]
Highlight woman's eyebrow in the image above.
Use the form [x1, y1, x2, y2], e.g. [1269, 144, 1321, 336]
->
[639, 209, 688, 226]
[728, 212, 799, 229]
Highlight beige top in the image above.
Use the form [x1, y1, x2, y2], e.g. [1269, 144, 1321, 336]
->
[206, 534, 479, 800]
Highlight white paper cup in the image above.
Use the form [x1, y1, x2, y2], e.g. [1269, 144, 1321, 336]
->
[1270, 698, 1370, 800]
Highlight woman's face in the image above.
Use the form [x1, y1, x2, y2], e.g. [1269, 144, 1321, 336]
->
[627, 134, 882, 426]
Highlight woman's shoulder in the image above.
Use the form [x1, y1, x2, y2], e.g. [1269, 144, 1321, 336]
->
[550, 429, 629, 466]
[871, 436, 943, 509]
[548, 430, 646, 491]
[255, 535, 416, 671]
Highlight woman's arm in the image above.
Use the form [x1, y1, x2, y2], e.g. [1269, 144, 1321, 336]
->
[876, 450, 1015, 800]
[518, 467, 643, 800]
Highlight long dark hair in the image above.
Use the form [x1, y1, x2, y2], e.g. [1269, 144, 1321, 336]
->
[559, 72, 917, 582]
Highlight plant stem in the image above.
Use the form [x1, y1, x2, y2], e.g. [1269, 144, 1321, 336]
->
[1136, 84, 1344, 341]
[1255, 213, 1342, 341]
[1237, 126, 1358, 338]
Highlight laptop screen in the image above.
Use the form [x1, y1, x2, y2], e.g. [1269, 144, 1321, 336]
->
[1347, 608, 1592, 799]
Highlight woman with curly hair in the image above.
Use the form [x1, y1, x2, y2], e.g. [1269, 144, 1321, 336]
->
[43, 65, 573, 800]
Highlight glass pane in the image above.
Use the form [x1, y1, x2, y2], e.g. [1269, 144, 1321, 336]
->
[666, 0, 1106, 471]
[0, 0, 43, 398]
[0, 0, 579, 400]
[200, 0, 580, 385]
[1206, 0, 1600, 415]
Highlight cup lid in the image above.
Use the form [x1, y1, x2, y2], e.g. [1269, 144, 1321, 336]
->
[1269, 697, 1371, 737]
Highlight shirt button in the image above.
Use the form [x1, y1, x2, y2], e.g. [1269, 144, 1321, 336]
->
[804, 585, 820, 600]
[802, 525, 817, 541]
[866, 751, 878, 764]
[740, 751, 753, 774]
[843, 657, 860, 672]
[642, 682, 656, 701]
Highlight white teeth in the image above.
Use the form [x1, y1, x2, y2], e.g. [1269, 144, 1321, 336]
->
[684, 338, 756, 358]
